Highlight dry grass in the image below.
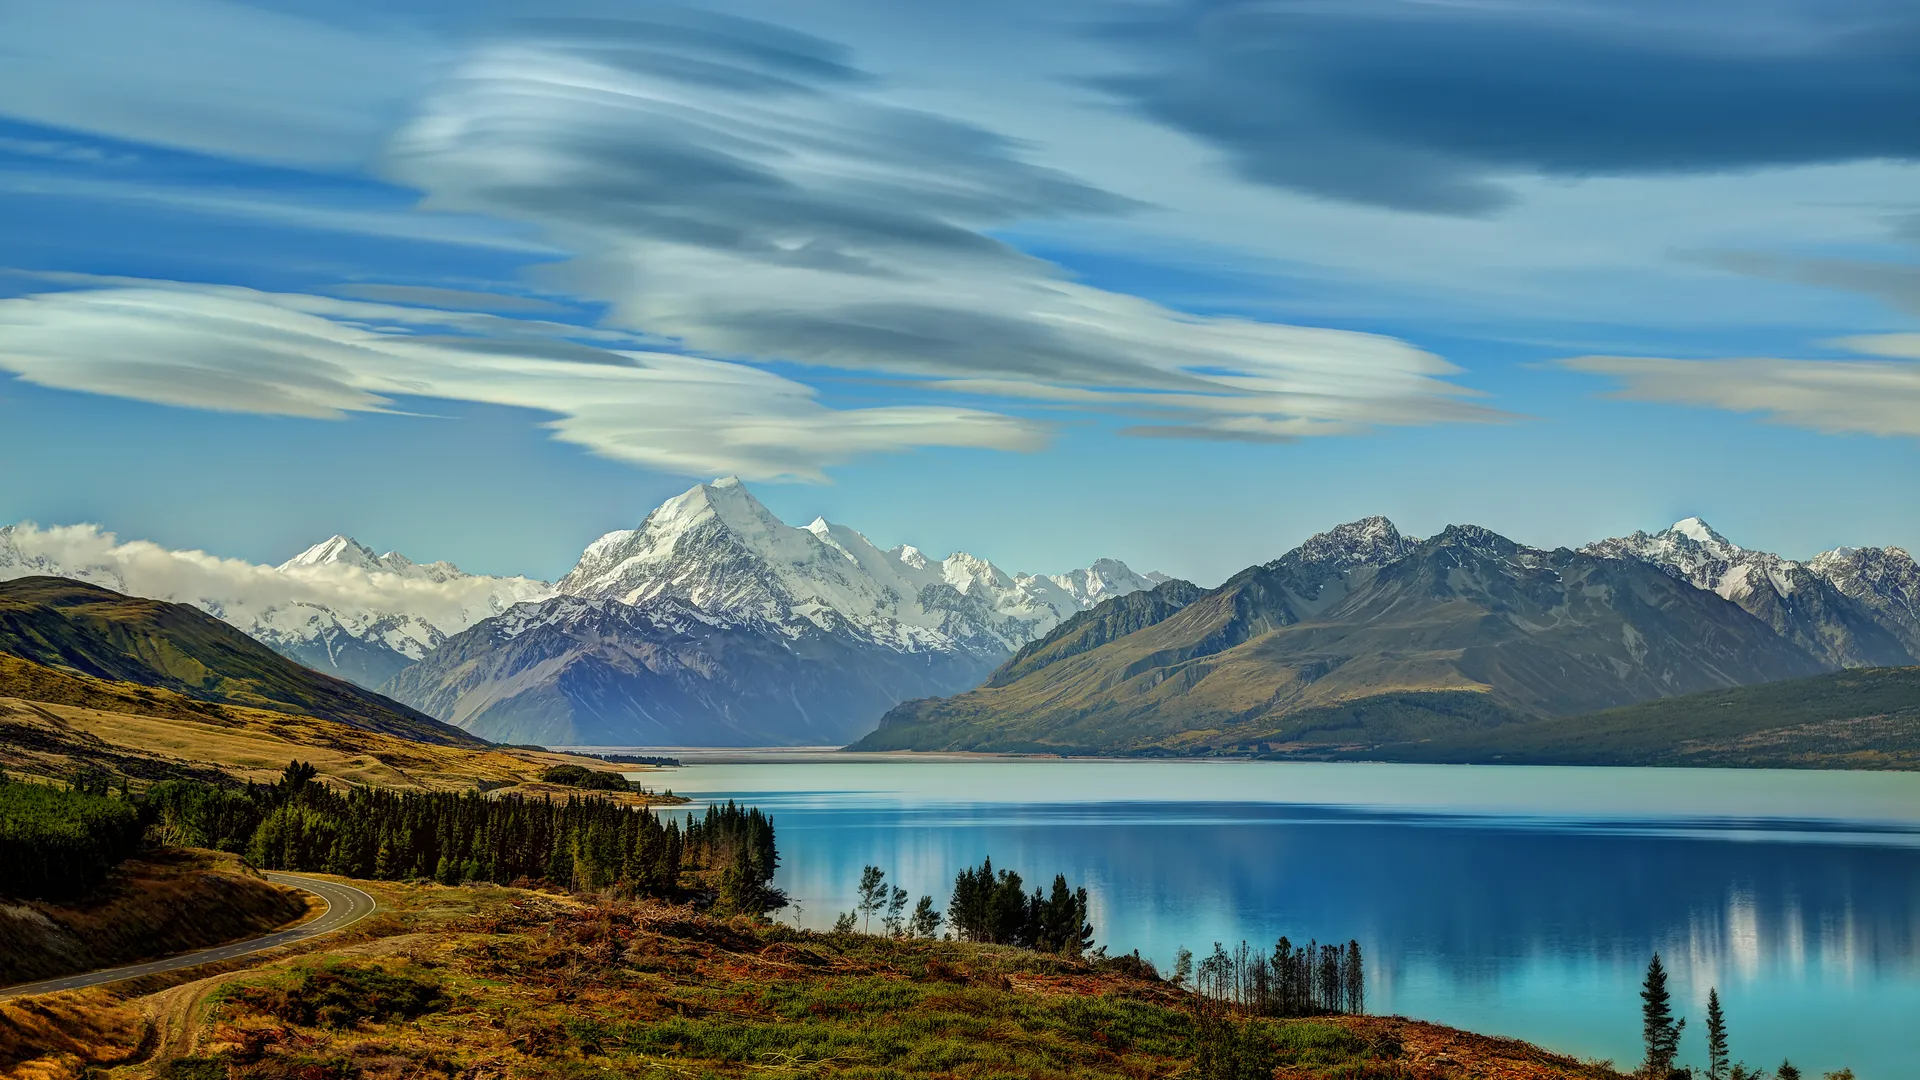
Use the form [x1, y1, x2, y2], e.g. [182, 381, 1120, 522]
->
[0, 880, 1623, 1080]
[0, 681, 676, 798]
[0, 850, 312, 986]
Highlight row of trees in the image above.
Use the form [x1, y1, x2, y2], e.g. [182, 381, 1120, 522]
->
[1176, 938, 1365, 1018]
[0, 772, 146, 899]
[1640, 953, 1851, 1080]
[4, 761, 783, 914]
[829, 857, 1097, 958]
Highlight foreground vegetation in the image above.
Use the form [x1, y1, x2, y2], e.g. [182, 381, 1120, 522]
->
[0, 880, 1627, 1080]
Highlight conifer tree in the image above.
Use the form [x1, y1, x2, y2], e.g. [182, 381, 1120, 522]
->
[909, 894, 942, 938]
[1704, 987, 1729, 1080]
[1640, 953, 1685, 1078]
[1774, 1063, 1800, 1080]
[856, 865, 887, 934]
[882, 885, 909, 937]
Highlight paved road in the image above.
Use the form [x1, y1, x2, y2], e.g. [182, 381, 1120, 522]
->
[0, 873, 377, 1001]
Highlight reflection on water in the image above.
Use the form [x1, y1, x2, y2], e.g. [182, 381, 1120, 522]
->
[646, 761, 1920, 1076]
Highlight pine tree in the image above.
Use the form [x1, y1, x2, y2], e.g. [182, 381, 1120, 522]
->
[882, 885, 909, 938]
[1704, 988, 1728, 1080]
[1640, 953, 1685, 1078]
[1775, 1063, 1801, 1080]
[909, 894, 942, 938]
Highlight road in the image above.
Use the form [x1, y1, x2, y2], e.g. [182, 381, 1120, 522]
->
[0, 873, 377, 1001]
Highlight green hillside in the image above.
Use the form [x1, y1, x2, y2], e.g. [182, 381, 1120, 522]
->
[852, 528, 1825, 755]
[1354, 665, 1920, 769]
[0, 576, 482, 747]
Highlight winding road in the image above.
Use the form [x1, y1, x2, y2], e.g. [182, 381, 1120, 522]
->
[0, 873, 377, 1001]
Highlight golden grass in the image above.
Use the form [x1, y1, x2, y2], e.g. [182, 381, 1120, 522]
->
[0, 653, 676, 798]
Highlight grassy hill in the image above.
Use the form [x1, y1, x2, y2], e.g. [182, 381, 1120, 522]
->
[1353, 665, 1920, 769]
[0, 576, 478, 747]
[0, 651, 663, 795]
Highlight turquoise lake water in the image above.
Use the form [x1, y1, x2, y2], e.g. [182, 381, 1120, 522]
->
[629, 757, 1920, 1077]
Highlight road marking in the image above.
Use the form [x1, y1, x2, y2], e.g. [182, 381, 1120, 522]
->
[0, 873, 378, 1001]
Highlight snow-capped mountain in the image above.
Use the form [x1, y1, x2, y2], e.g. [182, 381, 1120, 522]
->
[384, 477, 1166, 745]
[1806, 544, 1920, 654]
[556, 477, 1162, 659]
[0, 523, 553, 687]
[1583, 518, 1916, 668]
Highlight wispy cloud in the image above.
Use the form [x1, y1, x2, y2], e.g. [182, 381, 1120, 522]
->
[1098, 0, 1920, 215]
[0, 281, 1051, 481]
[1563, 336, 1920, 437]
[377, 13, 1497, 442]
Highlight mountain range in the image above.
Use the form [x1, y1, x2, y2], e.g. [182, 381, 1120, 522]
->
[5, 491, 1918, 750]
[857, 517, 1920, 755]
[385, 479, 1163, 745]
[2, 479, 1163, 746]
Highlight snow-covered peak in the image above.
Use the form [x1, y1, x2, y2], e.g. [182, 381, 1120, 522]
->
[1669, 516, 1736, 551]
[553, 478, 1157, 657]
[278, 535, 449, 580]
[1584, 518, 1798, 601]
[281, 535, 382, 572]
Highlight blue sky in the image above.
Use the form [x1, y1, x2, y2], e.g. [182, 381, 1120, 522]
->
[2, 0, 1918, 585]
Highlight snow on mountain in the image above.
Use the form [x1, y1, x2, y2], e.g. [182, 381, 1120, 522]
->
[555, 477, 1162, 659]
[1807, 544, 1920, 653]
[1583, 519, 1915, 668]
[0, 522, 554, 687]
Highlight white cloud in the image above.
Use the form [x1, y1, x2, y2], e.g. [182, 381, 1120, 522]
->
[0, 281, 1050, 481]
[1563, 336, 1920, 437]
[0, 521, 552, 656]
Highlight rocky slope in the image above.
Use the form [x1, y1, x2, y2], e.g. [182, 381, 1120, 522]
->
[855, 519, 1831, 754]
[384, 479, 1163, 745]
[0, 524, 552, 688]
[1583, 518, 1916, 668]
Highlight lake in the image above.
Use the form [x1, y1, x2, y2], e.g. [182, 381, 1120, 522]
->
[628, 756, 1920, 1077]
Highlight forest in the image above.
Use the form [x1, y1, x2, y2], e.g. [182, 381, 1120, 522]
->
[0, 769, 145, 899]
[0, 763, 782, 914]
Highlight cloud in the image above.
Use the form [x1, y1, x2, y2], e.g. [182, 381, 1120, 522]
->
[325, 283, 570, 314]
[1701, 250, 1920, 317]
[0, 521, 553, 649]
[0, 281, 1050, 481]
[1563, 337, 1920, 437]
[1097, 0, 1920, 215]
[374, 12, 1496, 440]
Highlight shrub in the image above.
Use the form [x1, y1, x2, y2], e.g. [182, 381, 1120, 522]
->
[539, 765, 631, 792]
[235, 964, 448, 1029]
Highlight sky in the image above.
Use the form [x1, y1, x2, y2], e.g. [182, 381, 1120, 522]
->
[2, 0, 1918, 586]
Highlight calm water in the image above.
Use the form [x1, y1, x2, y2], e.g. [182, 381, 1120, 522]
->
[634, 758, 1920, 1077]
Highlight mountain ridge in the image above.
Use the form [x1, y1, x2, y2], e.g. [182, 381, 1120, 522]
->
[853, 517, 1840, 754]
[0, 575, 481, 746]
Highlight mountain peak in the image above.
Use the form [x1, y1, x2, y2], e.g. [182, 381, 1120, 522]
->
[1282, 516, 1416, 570]
[1430, 523, 1521, 557]
[281, 535, 381, 572]
[1667, 516, 1737, 551]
